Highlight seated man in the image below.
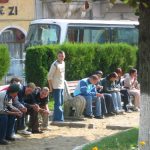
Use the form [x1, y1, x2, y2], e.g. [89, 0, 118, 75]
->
[0, 84, 22, 145]
[73, 75, 105, 119]
[17, 83, 42, 134]
[33, 87, 50, 130]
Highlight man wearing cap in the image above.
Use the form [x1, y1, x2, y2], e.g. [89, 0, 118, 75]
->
[0, 84, 22, 145]
[73, 75, 104, 119]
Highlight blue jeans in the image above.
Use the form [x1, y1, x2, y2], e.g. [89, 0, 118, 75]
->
[104, 93, 115, 113]
[83, 96, 105, 117]
[53, 89, 64, 121]
[0, 114, 16, 140]
[111, 92, 122, 111]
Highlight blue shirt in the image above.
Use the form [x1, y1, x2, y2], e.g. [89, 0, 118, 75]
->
[73, 78, 97, 97]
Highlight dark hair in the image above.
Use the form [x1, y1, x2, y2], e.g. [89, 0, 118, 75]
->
[115, 68, 122, 74]
[89, 75, 99, 80]
[10, 77, 21, 84]
[108, 72, 118, 79]
[93, 70, 103, 77]
[129, 68, 137, 75]
[8, 84, 20, 93]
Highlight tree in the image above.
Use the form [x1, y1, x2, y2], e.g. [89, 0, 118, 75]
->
[108, 0, 150, 149]
[0, 45, 10, 80]
[63, 0, 150, 149]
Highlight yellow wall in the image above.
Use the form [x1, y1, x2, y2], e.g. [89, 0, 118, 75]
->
[0, 0, 35, 32]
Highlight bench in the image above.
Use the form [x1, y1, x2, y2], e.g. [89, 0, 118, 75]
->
[64, 80, 86, 119]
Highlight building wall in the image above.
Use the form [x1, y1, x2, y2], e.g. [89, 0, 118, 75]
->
[0, 0, 35, 33]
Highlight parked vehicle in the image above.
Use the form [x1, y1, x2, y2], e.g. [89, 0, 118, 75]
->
[25, 19, 139, 48]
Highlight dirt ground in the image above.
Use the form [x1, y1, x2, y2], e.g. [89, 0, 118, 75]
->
[0, 112, 139, 150]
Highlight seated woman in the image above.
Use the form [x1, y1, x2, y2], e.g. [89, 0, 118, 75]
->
[123, 68, 140, 111]
[115, 68, 133, 112]
[101, 72, 124, 114]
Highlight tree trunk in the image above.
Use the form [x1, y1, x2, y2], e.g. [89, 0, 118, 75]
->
[138, 4, 150, 150]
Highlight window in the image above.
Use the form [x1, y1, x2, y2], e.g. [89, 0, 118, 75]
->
[66, 26, 110, 43]
[111, 27, 138, 45]
[26, 24, 60, 47]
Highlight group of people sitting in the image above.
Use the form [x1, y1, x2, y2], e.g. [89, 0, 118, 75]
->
[0, 78, 50, 145]
[0, 67, 140, 145]
[73, 68, 140, 119]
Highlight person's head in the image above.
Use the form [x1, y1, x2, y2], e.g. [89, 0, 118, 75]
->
[129, 68, 137, 78]
[40, 87, 49, 99]
[25, 82, 36, 95]
[108, 72, 118, 81]
[10, 77, 22, 88]
[7, 84, 20, 98]
[57, 51, 65, 62]
[93, 70, 103, 79]
[89, 75, 99, 85]
[115, 68, 123, 77]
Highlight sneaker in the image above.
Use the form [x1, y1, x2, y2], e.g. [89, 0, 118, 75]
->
[126, 103, 134, 108]
[32, 130, 44, 134]
[0, 139, 9, 145]
[6, 137, 15, 141]
[84, 114, 93, 119]
[94, 115, 105, 119]
[17, 129, 31, 135]
[126, 109, 133, 113]
[133, 107, 140, 112]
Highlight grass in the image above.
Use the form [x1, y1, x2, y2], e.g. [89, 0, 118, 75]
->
[48, 98, 54, 111]
[82, 128, 139, 150]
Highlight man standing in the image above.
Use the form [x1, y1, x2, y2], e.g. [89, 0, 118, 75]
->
[48, 51, 65, 122]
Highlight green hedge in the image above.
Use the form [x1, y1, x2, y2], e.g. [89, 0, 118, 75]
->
[25, 43, 137, 87]
[0, 45, 10, 80]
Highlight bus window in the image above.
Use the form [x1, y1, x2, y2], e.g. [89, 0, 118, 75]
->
[26, 24, 60, 47]
[111, 27, 138, 45]
[66, 26, 110, 43]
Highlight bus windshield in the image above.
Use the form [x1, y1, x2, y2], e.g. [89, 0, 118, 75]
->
[66, 25, 138, 45]
[26, 24, 60, 47]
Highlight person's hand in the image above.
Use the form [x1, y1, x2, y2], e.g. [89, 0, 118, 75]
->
[19, 107, 27, 113]
[10, 111, 23, 117]
[96, 85, 103, 90]
[32, 104, 40, 112]
[43, 110, 50, 114]
[96, 93, 104, 97]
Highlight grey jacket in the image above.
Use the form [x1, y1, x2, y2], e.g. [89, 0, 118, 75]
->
[0, 91, 19, 114]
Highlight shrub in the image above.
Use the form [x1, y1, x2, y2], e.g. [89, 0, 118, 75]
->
[0, 45, 10, 80]
[26, 43, 137, 87]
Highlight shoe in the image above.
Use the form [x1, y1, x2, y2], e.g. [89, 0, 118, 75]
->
[115, 109, 124, 114]
[41, 127, 51, 131]
[17, 129, 31, 135]
[133, 107, 140, 112]
[84, 114, 93, 119]
[0, 139, 9, 145]
[126, 109, 133, 113]
[105, 112, 116, 117]
[32, 130, 44, 134]
[94, 115, 105, 119]
[126, 103, 134, 108]
[6, 137, 15, 141]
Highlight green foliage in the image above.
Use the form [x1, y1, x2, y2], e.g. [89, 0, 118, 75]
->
[0, 45, 10, 80]
[26, 43, 137, 87]
[83, 128, 139, 150]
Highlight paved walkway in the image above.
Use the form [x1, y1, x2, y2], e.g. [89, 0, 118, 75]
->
[0, 112, 139, 150]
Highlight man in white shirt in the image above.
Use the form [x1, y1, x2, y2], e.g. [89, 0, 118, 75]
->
[48, 51, 65, 121]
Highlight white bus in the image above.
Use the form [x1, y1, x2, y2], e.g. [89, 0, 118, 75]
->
[25, 19, 139, 48]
